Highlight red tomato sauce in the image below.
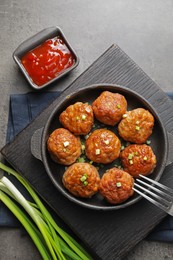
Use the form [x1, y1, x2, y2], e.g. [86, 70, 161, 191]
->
[21, 37, 75, 86]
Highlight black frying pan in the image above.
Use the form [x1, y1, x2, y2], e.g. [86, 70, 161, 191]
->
[31, 84, 173, 210]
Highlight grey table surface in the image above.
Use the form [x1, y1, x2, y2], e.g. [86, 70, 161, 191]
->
[0, 0, 173, 259]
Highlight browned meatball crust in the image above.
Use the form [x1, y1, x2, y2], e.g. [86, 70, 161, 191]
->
[62, 163, 100, 198]
[99, 168, 134, 204]
[59, 102, 94, 135]
[47, 128, 81, 165]
[85, 129, 121, 164]
[118, 108, 154, 144]
[92, 91, 127, 126]
[120, 144, 156, 177]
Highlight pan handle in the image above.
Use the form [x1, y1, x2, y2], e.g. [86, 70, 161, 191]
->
[166, 132, 173, 166]
[30, 127, 43, 161]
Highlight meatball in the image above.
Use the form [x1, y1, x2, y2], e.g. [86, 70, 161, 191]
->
[47, 128, 81, 165]
[99, 168, 134, 204]
[118, 108, 154, 144]
[62, 163, 100, 198]
[85, 129, 121, 164]
[120, 144, 156, 177]
[59, 102, 94, 135]
[92, 91, 127, 126]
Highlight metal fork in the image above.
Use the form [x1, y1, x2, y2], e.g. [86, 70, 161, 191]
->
[133, 174, 173, 216]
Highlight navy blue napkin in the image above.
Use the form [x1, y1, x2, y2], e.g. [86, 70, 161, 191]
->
[1, 91, 173, 243]
[6, 91, 61, 142]
[1, 91, 60, 227]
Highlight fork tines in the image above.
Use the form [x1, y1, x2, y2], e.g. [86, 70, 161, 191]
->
[133, 174, 173, 215]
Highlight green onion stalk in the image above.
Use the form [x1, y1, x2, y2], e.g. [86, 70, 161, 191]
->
[0, 162, 92, 260]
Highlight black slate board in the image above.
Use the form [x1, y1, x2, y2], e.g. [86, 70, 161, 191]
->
[1, 44, 173, 260]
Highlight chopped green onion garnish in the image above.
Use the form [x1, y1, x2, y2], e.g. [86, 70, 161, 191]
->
[83, 181, 88, 186]
[95, 149, 100, 155]
[104, 139, 110, 145]
[122, 114, 127, 118]
[117, 104, 121, 109]
[146, 140, 151, 145]
[89, 161, 93, 164]
[81, 144, 85, 151]
[80, 174, 88, 183]
[143, 156, 148, 161]
[80, 175, 87, 182]
[63, 141, 69, 147]
[77, 157, 85, 163]
[121, 145, 125, 151]
[135, 126, 140, 131]
[128, 153, 133, 160]
[82, 114, 86, 120]
[116, 182, 122, 187]
[129, 160, 133, 165]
